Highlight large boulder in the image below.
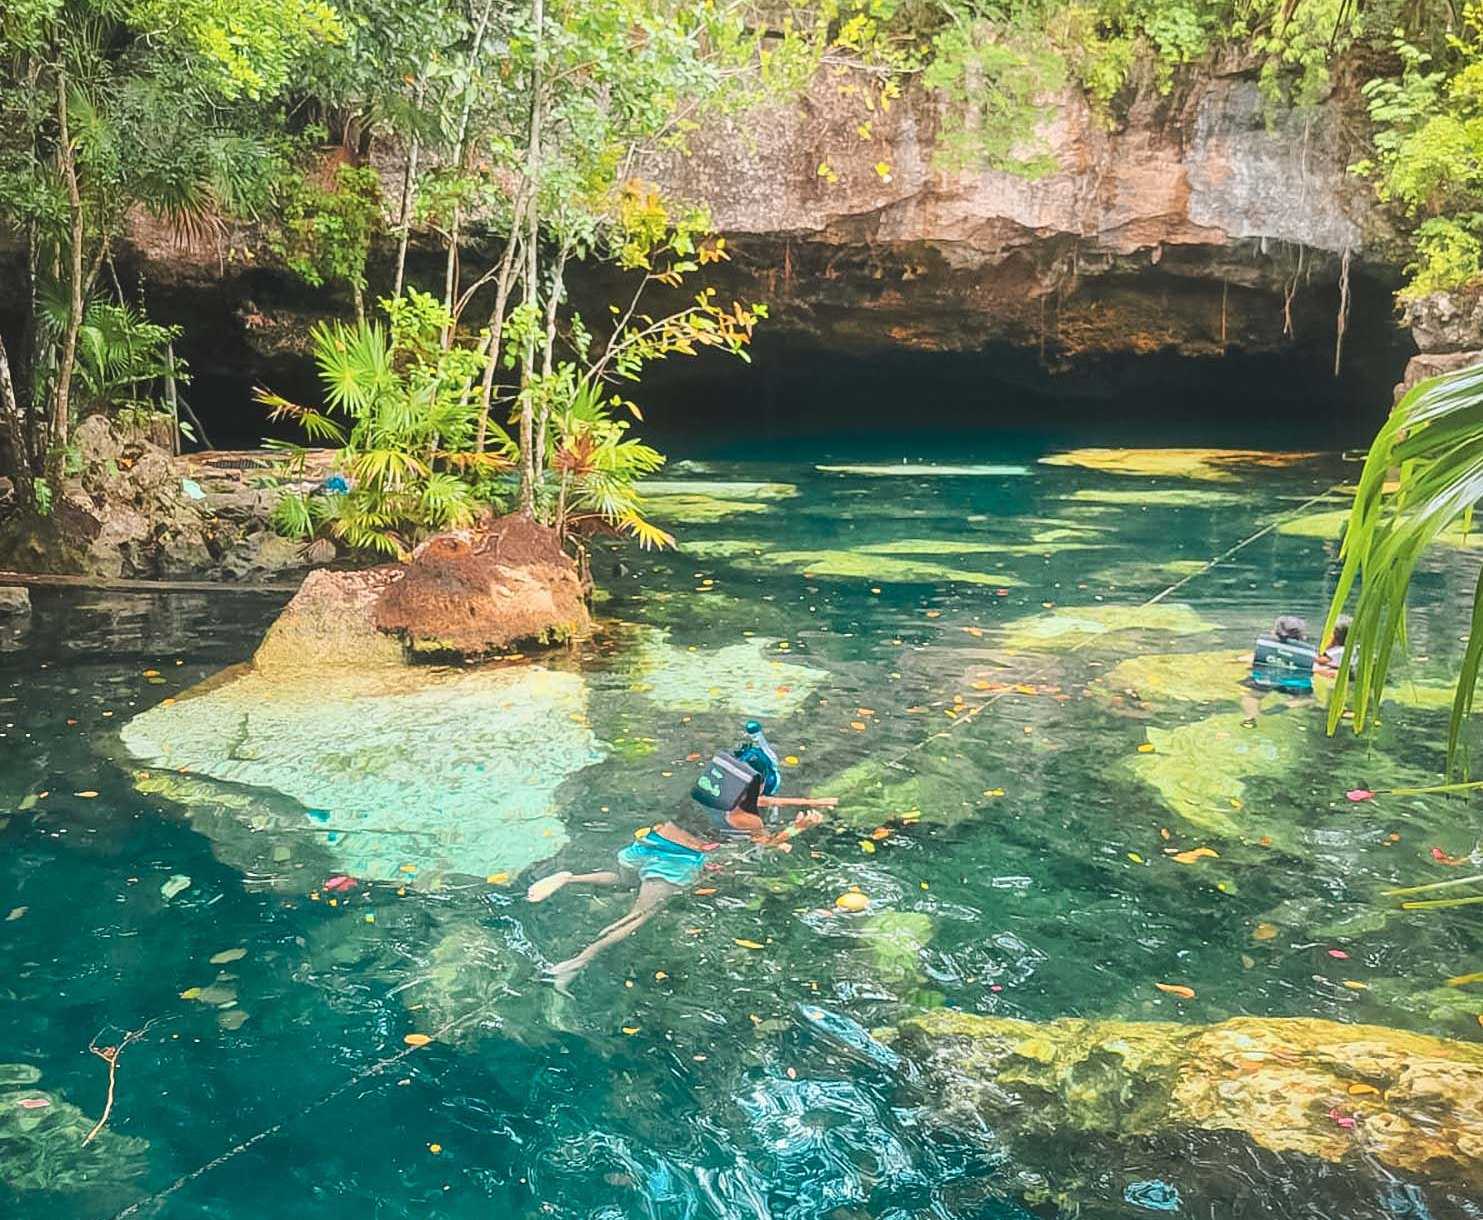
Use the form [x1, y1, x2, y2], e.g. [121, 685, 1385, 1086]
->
[373, 514, 590, 656]
[885, 1010, 1483, 1203]
[0, 586, 29, 617]
[252, 566, 404, 673]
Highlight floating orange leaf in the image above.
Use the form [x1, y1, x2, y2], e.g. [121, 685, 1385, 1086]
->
[1171, 847, 1219, 864]
[1156, 983, 1196, 999]
[1252, 923, 1278, 941]
[403, 1033, 433, 1047]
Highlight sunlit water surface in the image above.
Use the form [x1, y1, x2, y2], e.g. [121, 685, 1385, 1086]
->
[4, 441, 1482, 1220]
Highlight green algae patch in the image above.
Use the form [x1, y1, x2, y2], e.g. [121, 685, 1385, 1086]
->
[816, 758, 984, 829]
[859, 910, 935, 987]
[0, 1064, 148, 1194]
[622, 629, 826, 718]
[121, 664, 604, 885]
[1313, 669, 1462, 712]
[641, 494, 772, 523]
[1092, 650, 1250, 707]
[857, 539, 1003, 556]
[999, 602, 1217, 651]
[1090, 559, 1207, 587]
[885, 1010, 1483, 1186]
[638, 481, 796, 524]
[747, 549, 1023, 587]
[1042, 448, 1320, 481]
[1277, 508, 1482, 547]
[816, 463, 1031, 477]
[1123, 711, 1307, 837]
[1065, 488, 1241, 508]
[677, 539, 771, 559]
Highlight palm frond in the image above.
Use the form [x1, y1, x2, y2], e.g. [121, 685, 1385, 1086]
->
[1325, 360, 1483, 777]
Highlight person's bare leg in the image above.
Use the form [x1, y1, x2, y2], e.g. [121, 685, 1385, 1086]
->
[547, 879, 678, 991]
[527, 869, 623, 903]
[1241, 690, 1260, 726]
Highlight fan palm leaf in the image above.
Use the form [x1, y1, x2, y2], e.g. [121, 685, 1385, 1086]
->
[1325, 361, 1483, 777]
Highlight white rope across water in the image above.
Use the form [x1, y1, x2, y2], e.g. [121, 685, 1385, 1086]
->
[879, 482, 1345, 772]
[108, 481, 1346, 1218]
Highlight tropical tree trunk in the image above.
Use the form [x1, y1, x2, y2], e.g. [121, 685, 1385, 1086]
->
[532, 243, 568, 484]
[440, 0, 497, 348]
[48, 67, 85, 482]
[517, 0, 543, 516]
[473, 222, 524, 452]
[391, 79, 425, 298]
[0, 332, 32, 504]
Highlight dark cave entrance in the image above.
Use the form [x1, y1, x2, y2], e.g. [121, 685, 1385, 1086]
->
[140, 252, 1413, 457]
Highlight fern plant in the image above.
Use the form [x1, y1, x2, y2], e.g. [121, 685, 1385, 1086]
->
[257, 289, 508, 558]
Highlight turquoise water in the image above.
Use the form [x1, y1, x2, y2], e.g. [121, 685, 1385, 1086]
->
[4, 443, 1482, 1219]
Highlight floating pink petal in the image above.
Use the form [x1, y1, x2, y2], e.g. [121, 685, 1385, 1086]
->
[323, 875, 356, 893]
[1328, 1107, 1356, 1130]
[18, 1097, 50, 1110]
[1345, 789, 1374, 803]
[1328, 949, 1350, 959]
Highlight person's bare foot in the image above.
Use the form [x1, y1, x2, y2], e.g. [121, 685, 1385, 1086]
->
[526, 871, 573, 903]
[545, 956, 585, 996]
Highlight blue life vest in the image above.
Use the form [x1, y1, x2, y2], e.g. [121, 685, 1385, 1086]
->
[1251, 635, 1319, 692]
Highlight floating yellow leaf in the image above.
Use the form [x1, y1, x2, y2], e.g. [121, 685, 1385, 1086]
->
[874, 161, 892, 180]
[850, 721, 867, 731]
[1348, 1083, 1380, 1096]
[486, 873, 509, 885]
[1127, 852, 1145, 864]
[835, 891, 870, 912]
[783, 755, 800, 766]
[1446, 971, 1483, 987]
[1172, 847, 1219, 864]
[859, 840, 876, 854]
[1342, 980, 1368, 991]
[734, 939, 765, 950]
[428, 1143, 443, 1154]
[654, 971, 669, 981]
[74, 791, 99, 799]
[1252, 923, 1279, 941]
[924, 609, 942, 619]
[1156, 983, 1196, 999]
[179, 987, 202, 1001]
[622, 1026, 640, 1035]
[403, 1033, 433, 1047]
[1136, 743, 1155, 753]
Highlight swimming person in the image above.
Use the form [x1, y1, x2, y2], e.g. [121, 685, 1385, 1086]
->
[1241, 613, 1320, 725]
[1316, 614, 1353, 675]
[526, 723, 834, 991]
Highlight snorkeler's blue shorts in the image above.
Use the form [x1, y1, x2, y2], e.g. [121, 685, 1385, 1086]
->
[617, 832, 707, 888]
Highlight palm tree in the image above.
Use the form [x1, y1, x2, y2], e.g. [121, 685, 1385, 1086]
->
[1324, 361, 1483, 777]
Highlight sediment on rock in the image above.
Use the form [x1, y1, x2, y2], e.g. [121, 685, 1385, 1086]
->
[372, 514, 590, 657]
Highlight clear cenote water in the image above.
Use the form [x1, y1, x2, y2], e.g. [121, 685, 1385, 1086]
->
[3, 438, 1482, 1220]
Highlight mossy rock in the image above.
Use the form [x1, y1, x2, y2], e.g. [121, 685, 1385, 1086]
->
[1042, 448, 1319, 481]
[858, 538, 1102, 557]
[1277, 509, 1481, 546]
[1313, 669, 1462, 712]
[1122, 711, 1308, 838]
[816, 757, 987, 828]
[637, 480, 797, 500]
[641, 494, 773, 523]
[745, 549, 1024, 587]
[1091, 650, 1250, 707]
[884, 1010, 1483, 1187]
[0, 1066, 148, 1193]
[999, 602, 1217, 652]
[1090, 559, 1208, 587]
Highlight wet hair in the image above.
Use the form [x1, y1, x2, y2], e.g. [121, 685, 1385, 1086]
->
[1273, 615, 1308, 643]
[1330, 615, 1352, 647]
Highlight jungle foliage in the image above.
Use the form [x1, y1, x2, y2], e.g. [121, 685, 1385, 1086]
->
[4, 0, 1483, 546]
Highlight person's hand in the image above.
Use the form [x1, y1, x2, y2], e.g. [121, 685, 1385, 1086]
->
[795, 809, 825, 830]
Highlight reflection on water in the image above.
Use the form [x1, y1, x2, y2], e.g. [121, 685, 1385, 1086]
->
[3, 444, 1483, 1218]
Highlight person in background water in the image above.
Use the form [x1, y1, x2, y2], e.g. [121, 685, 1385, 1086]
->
[1241, 614, 1319, 726]
[1316, 614, 1353, 675]
[526, 722, 831, 992]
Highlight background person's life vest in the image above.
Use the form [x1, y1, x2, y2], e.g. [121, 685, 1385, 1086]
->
[1251, 635, 1319, 692]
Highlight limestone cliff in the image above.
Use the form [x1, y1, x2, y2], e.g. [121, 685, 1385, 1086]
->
[640, 62, 1390, 360]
